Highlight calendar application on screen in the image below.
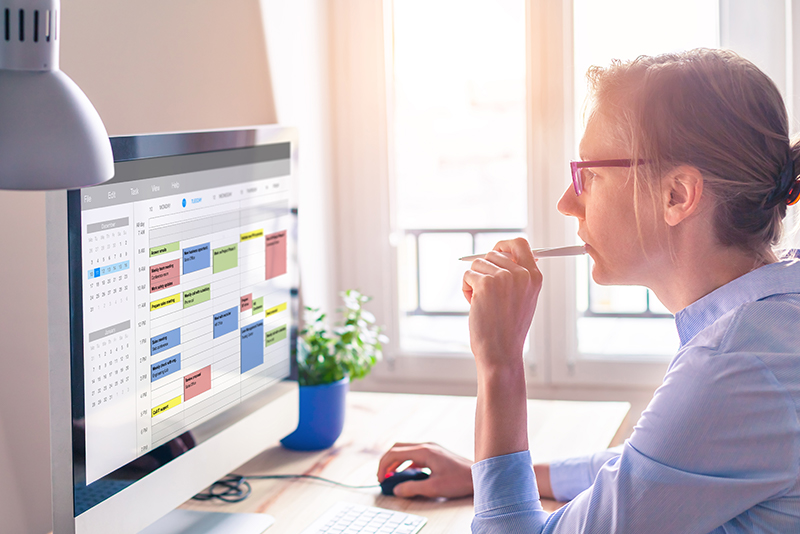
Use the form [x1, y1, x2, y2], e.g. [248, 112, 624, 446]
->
[79, 159, 291, 485]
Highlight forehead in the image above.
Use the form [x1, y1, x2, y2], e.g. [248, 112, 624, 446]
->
[579, 112, 630, 160]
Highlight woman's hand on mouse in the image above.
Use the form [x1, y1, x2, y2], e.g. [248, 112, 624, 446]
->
[376, 442, 473, 499]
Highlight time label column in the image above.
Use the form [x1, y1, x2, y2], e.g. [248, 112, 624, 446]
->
[133, 213, 152, 456]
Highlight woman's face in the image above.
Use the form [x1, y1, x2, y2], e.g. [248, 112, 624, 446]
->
[557, 113, 666, 286]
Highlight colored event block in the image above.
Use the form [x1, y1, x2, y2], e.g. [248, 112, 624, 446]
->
[152, 395, 182, 417]
[151, 293, 180, 311]
[151, 354, 181, 382]
[240, 229, 263, 242]
[213, 244, 238, 273]
[265, 324, 287, 348]
[149, 241, 179, 258]
[240, 320, 264, 374]
[265, 302, 287, 318]
[240, 293, 253, 312]
[183, 284, 211, 309]
[184, 365, 211, 401]
[183, 243, 211, 274]
[151, 327, 181, 356]
[265, 231, 287, 280]
[213, 306, 238, 338]
[252, 297, 264, 314]
[150, 259, 180, 293]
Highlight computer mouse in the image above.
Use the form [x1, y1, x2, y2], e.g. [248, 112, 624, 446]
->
[380, 468, 430, 496]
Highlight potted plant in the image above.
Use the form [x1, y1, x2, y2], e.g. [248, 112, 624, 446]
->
[280, 290, 387, 451]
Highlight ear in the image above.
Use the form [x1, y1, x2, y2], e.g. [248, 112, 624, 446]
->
[662, 166, 703, 227]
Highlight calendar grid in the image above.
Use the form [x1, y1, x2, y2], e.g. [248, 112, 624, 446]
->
[80, 170, 292, 485]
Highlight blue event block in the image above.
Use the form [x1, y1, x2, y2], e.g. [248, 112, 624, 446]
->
[150, 327, 181, 356]
[183, 242, 211, 274]
[240, 320, 264, 374]
[151, 353, 181, 382]
[213, 306, 238, 339]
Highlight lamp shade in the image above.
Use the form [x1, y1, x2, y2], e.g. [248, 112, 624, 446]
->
[0, 0, 114, 190]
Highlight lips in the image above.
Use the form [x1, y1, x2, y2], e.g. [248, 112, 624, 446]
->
[577, 234, 593, 256]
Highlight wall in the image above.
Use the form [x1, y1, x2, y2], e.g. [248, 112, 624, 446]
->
[61, 0, 277, 135]
[0, 192, 50, 534]
[0, 1, 336, 532]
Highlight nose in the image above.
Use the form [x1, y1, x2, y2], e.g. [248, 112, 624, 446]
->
[557, 184, 584, 219]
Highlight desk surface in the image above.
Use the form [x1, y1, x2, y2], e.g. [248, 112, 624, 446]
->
[181, 391, 630, 533]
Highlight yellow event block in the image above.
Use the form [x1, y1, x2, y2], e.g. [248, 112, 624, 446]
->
[151, 293, 180, 311]
[152, 395, 182, 417]
[240, 229, 264, 242]
[265, 302, 287, 318]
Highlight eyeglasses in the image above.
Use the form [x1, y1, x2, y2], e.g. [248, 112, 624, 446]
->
[569, 159, 645, 196]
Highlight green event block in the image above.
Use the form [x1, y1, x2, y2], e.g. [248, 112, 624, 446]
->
[183, 284, 211, 309]
[252, 297, 264, 314]
[149, 241, 180, 258]
[213, 243, 238, 273]
[265, 324, 287, 347]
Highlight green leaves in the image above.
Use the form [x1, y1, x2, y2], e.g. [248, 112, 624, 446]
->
[297, 290, 386, 386]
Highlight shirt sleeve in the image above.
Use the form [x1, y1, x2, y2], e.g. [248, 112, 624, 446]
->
[471, 348, 800, 534]
[549, 445, 624, 502]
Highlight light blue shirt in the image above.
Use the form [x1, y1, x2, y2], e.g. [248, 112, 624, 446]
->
[471, 258, 800, 533]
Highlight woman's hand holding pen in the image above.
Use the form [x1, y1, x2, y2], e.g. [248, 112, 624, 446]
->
[462, 237, 542, 372]
[462, 237, 543, 462]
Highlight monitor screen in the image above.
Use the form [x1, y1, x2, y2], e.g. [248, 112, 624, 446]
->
[48, 126, 299, 533]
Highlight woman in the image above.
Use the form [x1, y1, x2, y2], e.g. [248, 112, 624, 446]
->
[378, 48, 800, 533]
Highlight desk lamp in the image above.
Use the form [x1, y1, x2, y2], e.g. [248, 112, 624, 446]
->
[0, 0, 113, 190]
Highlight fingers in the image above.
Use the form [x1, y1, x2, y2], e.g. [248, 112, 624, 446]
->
[377, 444, 433, 481]
[392, 479, 438, 498]
[462, 239, 540, 304]
[493, 237, 538, 273]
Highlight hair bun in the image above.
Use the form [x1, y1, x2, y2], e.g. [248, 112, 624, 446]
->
[763, 157, 797, 209]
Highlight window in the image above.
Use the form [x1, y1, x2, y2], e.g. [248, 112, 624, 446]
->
[392, 0, 527, 355]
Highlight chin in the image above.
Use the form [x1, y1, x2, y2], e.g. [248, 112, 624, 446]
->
[590, 268, 614, 286]
[590, 262, 625, 286]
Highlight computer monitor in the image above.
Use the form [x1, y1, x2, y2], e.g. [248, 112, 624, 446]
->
[47, 126, 300, 534]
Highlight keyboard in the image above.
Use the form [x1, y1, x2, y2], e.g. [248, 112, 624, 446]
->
[300, 501, 427, 534]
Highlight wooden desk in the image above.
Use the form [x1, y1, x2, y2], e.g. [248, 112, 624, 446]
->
[181, 392, 629, 533]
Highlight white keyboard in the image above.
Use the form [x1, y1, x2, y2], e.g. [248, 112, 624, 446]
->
[300, 501, 427, 534]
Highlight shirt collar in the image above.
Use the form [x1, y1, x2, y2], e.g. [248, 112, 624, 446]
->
[674, 257, 800, 347]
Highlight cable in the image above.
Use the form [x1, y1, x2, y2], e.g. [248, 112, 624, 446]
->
[192, 473, 380, 503]
[244, 474, 381, 489]
[192, 475, 252, 503]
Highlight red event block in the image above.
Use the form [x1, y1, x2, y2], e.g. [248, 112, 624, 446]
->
[240, 293, 253, 312]
[265, 230, 287, 280]
[184, 365, 211, 401]
[150, 259, 181, 293]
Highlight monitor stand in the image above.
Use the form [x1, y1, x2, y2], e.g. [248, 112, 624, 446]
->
[139, 510, 275, 534]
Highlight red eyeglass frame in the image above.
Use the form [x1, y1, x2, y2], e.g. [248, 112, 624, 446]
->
[569, 159, 646, 196]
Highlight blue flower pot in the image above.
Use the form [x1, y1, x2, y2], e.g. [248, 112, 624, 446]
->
[280, 377, 349, 451]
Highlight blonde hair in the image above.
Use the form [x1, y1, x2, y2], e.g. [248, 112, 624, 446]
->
[585, 48, 796, 262]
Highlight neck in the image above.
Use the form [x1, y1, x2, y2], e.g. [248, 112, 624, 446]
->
[647, 234, 773, 315]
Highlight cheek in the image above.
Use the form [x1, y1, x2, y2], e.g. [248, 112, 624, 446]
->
[586, 193, 638, 243]
[584, 190, 643, 276]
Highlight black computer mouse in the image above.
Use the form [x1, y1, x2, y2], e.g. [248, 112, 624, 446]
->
[380, 468, 430, 496]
